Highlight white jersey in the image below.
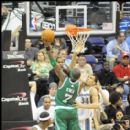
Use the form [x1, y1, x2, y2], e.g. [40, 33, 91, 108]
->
[76, 87, 94, 130]
[76, 87, 94, 118]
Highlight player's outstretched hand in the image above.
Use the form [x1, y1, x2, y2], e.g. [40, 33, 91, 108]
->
[73, 101, 82, 108]
[74, 39, 84, 54]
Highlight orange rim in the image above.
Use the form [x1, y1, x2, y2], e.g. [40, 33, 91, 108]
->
[65, 24, 77, 36]
[76, 27, 92, 32]
[65, 25, 92, 36]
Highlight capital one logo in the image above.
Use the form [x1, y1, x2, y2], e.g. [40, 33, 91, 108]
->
[8, 92, 27, 97]
[2, 92, 29, 106]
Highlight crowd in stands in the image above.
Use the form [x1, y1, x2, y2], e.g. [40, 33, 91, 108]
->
[24, 17, 130, 130]
[1, 2, 130, 130]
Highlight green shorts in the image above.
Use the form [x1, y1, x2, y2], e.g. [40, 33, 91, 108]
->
[54, 106, 81, 130]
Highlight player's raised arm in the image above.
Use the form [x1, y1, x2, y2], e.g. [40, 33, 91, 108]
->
[69, 39, 85, 69]
[41, 29, 67, 83]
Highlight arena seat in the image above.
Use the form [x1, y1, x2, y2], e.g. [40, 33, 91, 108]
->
[66, 54, 98, 64]
[85, 54, 98, 64]
[88, 37, 105, 46]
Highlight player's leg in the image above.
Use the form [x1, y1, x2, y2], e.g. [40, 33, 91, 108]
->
[55, 109, 67, 130]
[68, 109, 81, 130]
[68, 118, 81, 130]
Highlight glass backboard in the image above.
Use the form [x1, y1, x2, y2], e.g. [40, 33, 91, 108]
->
[26, 1, 117, 36]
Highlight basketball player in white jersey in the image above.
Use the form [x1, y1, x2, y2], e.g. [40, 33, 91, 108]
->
[76, 74, 100, 130]
[31, 111, 52, 130]
[76, 74, 112, 130]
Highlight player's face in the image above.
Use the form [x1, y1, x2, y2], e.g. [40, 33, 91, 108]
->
[86, 75, 96, 86]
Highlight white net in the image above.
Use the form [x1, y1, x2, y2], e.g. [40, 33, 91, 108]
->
[67, 31, 91, 53]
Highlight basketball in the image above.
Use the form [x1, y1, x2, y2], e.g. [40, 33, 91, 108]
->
[41, 28, 55, 43]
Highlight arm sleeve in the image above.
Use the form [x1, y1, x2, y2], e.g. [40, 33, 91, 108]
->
[106, 40, 117, 58]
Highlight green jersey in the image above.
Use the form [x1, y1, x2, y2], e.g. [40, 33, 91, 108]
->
[55, 77, 80, 106]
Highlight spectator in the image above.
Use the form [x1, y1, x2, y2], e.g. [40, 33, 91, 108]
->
[106, 32, 130, 70]
[32, 39, 46, 50]
[125, 93, 130, 116]
[96, 61, 118, 89]
[113, 53, 130, 103]
[115, 110, 124, 122]
[121, 115, 130, 130]
[104, 92, 124, 121]
[37, 82, 58, 107]
[30, 50, 53, 105]
[37, 96, 55, 130]
[30, 111, 52, 130]
[75, 54, 93, 82]
[31, 50, 53, 80]
[125, 28, 130, 50]
[114, 83, 125, 95]
[111, 83, 127, 110]
[49, 47, 59, 59]
[58, 48, 72, 66]
[111, 123, 125, 130]
[24, 39, 39, 81]
[54, 38, 67, 49]
[24, 39, 39, 61]
[113, 53, 130, 85]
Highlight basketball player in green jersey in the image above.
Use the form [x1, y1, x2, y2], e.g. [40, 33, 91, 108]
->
[45, 40, 84, 130]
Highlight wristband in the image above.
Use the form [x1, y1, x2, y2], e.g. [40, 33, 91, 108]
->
[50, 59, 57, 67]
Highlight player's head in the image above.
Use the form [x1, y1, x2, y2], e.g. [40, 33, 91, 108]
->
[69, 68, 81, 82]
[39, 111, 52, 126]
[85, 74, 98, 86]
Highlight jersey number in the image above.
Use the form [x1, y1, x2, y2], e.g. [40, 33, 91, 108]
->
[63, 93, 72, 103]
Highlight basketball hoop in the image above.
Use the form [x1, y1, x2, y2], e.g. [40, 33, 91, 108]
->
[65, 24, 92, 52]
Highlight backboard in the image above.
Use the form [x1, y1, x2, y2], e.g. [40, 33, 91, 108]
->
[26, 1, 118, 36]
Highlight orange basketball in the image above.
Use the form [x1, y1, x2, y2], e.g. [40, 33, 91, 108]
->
[41, 28, 55, 43]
